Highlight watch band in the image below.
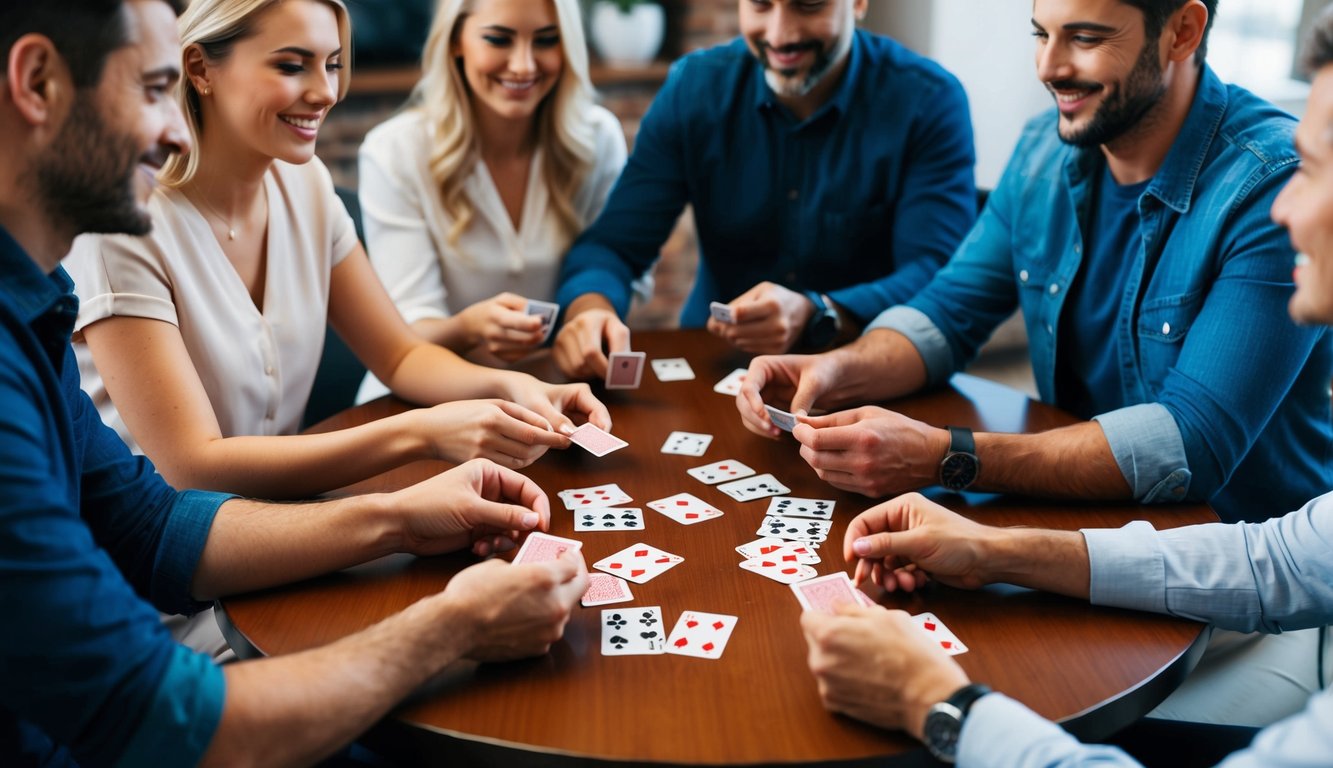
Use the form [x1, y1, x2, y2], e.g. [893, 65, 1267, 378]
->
[947, 426, 975, 456]
[944, 682, 992, 717]
[923, 683, 992, 763]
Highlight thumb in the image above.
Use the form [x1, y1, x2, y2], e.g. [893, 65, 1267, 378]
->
[850, 529, 929, 563]
[790, 372, 822, 416]
[472, 500, 542, 534]
[605, 318, 632, 354]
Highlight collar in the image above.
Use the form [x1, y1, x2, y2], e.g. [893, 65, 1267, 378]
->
[752, 28, 867, 125]
[0, 225, 75, 325]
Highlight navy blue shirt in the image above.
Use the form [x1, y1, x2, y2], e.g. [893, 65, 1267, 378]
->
[0, 226, 227, 766]
[557, 30, 977, 328]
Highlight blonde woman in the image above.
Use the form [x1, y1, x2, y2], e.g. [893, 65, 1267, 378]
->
[356, 0, 627, 393]
[66, 0, 612, 503]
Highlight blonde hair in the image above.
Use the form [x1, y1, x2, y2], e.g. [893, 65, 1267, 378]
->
[161, 0, 353, 187]
[417, 0, 597, 252]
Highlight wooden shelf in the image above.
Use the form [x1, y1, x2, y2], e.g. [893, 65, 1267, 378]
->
[346, 60, 671, 97]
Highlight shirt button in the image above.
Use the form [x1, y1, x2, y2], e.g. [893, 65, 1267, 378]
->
[1161, 322, 1171, 335]
[1048, 283, 1060, 295]
[1045, 324, 1054, 335]
[1019, 270, 1029, 282]
[787, 189, 798, 201]
[1075, 245, 1082, 254]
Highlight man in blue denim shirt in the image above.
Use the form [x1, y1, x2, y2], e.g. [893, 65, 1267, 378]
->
[740, 0, 1333, 726]
[552, 0, 977, 379]
[0, 3, 588, 765]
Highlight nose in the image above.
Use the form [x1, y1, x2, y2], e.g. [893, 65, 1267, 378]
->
[1271, 176, 1294, 229]
[1035, 37, 1072, 83]
[766, 4, 801, 49]
[306, 69, 337, 107]
[510, 41, 537, 77]
[164, 95, 192, 158]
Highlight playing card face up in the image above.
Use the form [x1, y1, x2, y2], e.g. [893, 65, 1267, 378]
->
[766, 496, 836, 521]
[651, 357, 696, 382]
[790, 573, 860, 613]
[567, 423, 628, 457]
[665, 610, 738, 659]
[686, 459, 755, 485]
[593, 543, 684, 584]
[757, 514, 832, 543]
[735, 538, 820, 564]
[581, 573, 634, 607]
[559, 483, 632, 510]
[513, 532, 583, 565]
[573, 507, 645, 531]
[764, 405, 798, 432]
[739, 556, 818, 584]
[713, 368, 747, 395]
[709, 301, 736, 324]
[660, 431, 713, 457]
[525, 299, 559, 342]
[912, 612, 969, 655]
[601, 606, 666, 655]
[647, 492, 723, 525]
[719, 473, 791, 502]
[605, 351, 646, 390]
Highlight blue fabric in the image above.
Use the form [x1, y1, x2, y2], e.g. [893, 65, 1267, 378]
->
[869, 67, 1333, 524]
[0, 226, 228, 767]
[556, 30, 977, 328]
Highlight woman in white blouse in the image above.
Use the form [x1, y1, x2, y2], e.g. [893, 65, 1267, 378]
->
[356, 0, 628, 391]
[66, 0, 612, 502]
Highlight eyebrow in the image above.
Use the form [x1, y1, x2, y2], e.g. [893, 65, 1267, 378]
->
[1030, 19, 1119, 34]
[270, 46, 343, 58]
[143, 65, 181, 82]
[480, 25, 560, 34]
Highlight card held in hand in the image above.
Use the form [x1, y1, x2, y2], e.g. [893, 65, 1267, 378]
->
[513, 531, 583, 565]
[764, 404, 798, 432]
[567, 423, 628, 457]
[790, 573, 860, 614]
[709, 301, 736, 324]
[605, 351, 646, 389]
[524, 299, 559, 343]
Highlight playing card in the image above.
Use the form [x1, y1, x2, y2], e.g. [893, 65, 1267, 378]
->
[790, 573, 860, 614]
[765, 405, 798, 432]
[601, 606, 666, 655]
[524, 299, 559, 342]
[650, 357, 696, 382]
[647, 492, 723, 525]
[593, 543, 684, 584]
[605, 351, 646, 390]
[581, 573, 634, 607]
[757, 514, 832, 543]
[718, 473, 792, 502]
[558, 483, 632, 510]
[665, 611, 738, 659]
[660, 431, 712, 457]
[735, 538, 820, 564]
[713, 368, 747, 396]
[739, 556, 819, 584]
[855, 589, 876, 608]
[513, 531, 583, 565]
[573, 507, 645, 531]
[767, 496, 836, 521]
[735, 537, 790, 559]
[709, 301, 735, 324]
[912, 612, 969, 656]
[686, 459, 755, 485]
[567, 423, 628, 457]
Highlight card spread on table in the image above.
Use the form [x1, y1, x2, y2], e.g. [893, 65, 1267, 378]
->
[739, 556, 818, 584]
[601, 606, 666, 655]
[593, 543, 684, 584]
[767, 496, 836, 521]
[651, 357, 696, 382]
[736, 538, 820, 564]
[713, 368, 747, 396]
[647, 492, 723, 525]
[912, 612, 968, 655]
[581, 573, 634, 607]
[757, 514, 832, 543]
[605, 351, 646, 390]
[574, 507, 645, 531]
[524, 299, 559, 343]
[719, 473, 791, 502]
[567, 423, 628, 457]
[665, 610, 738, 659]
[686, 459, 755, 485]
[709, 301, 736, 324]
[559, 483, 632, 510]
[660, 431, 713, 457]
[790, 573, 861, 614]
[765, 405, 798, 432]
[513, 531, 582, 565]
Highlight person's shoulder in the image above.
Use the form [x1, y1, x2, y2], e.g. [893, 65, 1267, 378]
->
[1214, 81, 1298, 169]
[663, 38, 755, 96]
[855, 31, 964, 95]
[362, 108, 428, 151]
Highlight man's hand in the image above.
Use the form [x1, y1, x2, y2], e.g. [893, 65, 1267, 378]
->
[791, 408, 948, 497]
[443, 549, 589, 661]
[553, 295, 631, 380]
[735, 353, 840, 437]
[706, 282, 814, 354]
[802, 605, 969, 739]
[456, 292, 546, 362]
[843, 492, 999, 594]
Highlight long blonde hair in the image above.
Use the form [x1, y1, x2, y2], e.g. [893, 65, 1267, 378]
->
[417, 0, 597, 251]
[160, 0, 353, 187]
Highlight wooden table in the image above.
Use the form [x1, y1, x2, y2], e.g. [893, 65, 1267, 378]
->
[218, 330, 1216, 767]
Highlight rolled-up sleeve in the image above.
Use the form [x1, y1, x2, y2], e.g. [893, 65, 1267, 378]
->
[1092, 403, 1191, 503]
[864, 305, 955, 387]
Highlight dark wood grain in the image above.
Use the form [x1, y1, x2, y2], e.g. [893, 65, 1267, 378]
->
[218, 330, 1216, 766]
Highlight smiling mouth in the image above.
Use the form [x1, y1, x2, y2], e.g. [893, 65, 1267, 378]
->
[498, 79, 539, 92]
[279, 115, 320, 130]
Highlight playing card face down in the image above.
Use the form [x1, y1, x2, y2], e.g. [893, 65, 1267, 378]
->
[756, 515, 831, 543]
[647, 493, 723, 525]
[718, 473, 791, 502]
[513, 532, 583, 565]
[593, 543, 684, 584]
[764, 405, 797, 432]
[567, 423, 628, 457]
[661, 431, 712, 457]
[709, 301, 735, 324]
[766, 496, 836, 520]
[665, 611, 738, 659]
[606, 351, 646, 389]
[790, 573, 859, 613]
[573, 507, 645, 531]
[582, 573, 634, 607]
[525, 299, 559, 342]
[912, 612, 968, 655]
[713, 368, 747, 395]
[651, 357, 696, 382]
[559, 483, 632, 510]
[686, 459, 755, 485]
[601, 606, 665, 655]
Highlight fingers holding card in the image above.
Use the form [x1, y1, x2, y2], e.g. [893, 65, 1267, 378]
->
[606, 351, 646, 390]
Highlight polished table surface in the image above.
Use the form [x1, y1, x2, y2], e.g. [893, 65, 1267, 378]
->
[218, 330, 1218, 767]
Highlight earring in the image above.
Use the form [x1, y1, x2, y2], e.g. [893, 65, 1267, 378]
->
[202, 86, 212, 96]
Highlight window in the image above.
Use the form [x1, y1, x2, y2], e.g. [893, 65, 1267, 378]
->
[1207, 0, 1309, 107]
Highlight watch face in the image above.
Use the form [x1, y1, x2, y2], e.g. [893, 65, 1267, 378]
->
[923, 708, 961, 762]
[940, 452, 978, 491]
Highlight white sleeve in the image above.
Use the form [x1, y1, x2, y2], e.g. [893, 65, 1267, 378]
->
[66, 231, 179, 337]
[577, 105, 628, 226]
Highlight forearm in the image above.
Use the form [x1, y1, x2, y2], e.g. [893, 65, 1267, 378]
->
[978, 526, 1091, 600]
[382, 342, 522, 405]
[973, 422, 1132, 499]
[820, 329, 929, 407]
[411, 316, 477, 356]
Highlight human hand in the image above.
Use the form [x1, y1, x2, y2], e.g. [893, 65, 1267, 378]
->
[843, 492, 998, 594]
[735, 353, 839, 438]
[553, 297, 630, 380]
[457, 292, 546, 362]
[504, 375, 614, 436]
[706, 282, 814, 354]
[443, 549, 588, 661]
[387, 458, 551, 557]
[420, 399, 568, 469]
[791, 408, 948, 496]
[802, 604, 969, 739]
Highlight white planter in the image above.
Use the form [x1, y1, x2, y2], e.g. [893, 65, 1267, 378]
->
[589, 2, 664, 66]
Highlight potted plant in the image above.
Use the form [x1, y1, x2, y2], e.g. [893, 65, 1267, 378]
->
[589, 0, 664, 66]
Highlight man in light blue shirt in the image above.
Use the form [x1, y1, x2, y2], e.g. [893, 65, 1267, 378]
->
[796, 9, 1333, 763]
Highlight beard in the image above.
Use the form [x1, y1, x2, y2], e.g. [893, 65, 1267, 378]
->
[32, 98, 154, 237]
[1051, 38, 1167, 148]
[756, 30, 852, 100]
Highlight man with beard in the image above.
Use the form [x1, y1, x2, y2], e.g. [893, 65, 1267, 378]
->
[552, 0, 977, 376]
[738, 0, 1333, 726]
[0, 1, 588, 765]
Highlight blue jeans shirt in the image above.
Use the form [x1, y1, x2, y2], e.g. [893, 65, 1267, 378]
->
[556, 30, 978, 329]
[870, 67, 1333, 523]
[0, 226, 228, 766]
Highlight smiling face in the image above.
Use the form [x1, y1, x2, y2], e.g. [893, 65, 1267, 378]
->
[1031, 0, 1169, 148]
[738, 0, 864, 101]
[1273, 66, 1333, 326]
[454, 0, 563, 126]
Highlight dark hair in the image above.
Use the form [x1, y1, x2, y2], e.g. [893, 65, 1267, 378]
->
[1119, 0, 1219, 65]
[1302, 4, 1333, 75]
[0, 0, 185, 89]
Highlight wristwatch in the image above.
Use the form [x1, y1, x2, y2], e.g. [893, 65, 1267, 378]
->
[800, 290, 840, 349]
[938, 426, 980, 491]
[923, 683, 992, 763]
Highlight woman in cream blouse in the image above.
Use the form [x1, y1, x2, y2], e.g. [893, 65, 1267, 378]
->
[66, 0, 612, 503]
[356, 0, 628, 399]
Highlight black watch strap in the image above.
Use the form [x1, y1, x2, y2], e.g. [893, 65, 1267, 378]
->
[945, 682, 992, 716]
[947, 426, 975, 455]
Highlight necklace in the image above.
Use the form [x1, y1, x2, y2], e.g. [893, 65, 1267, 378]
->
[192, 184, 266, 242]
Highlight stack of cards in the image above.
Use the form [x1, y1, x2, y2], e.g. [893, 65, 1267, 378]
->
[606, 351, 646, 390]
[567, 423, 628, 457]
[736, 537, 820, 584]
[559, 483, 632, 510]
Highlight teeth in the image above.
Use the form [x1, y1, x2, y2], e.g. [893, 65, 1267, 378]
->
[500, 80, 536, 91]
[1056, 92, 1086, 103]
[280, 115, 319, 130]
